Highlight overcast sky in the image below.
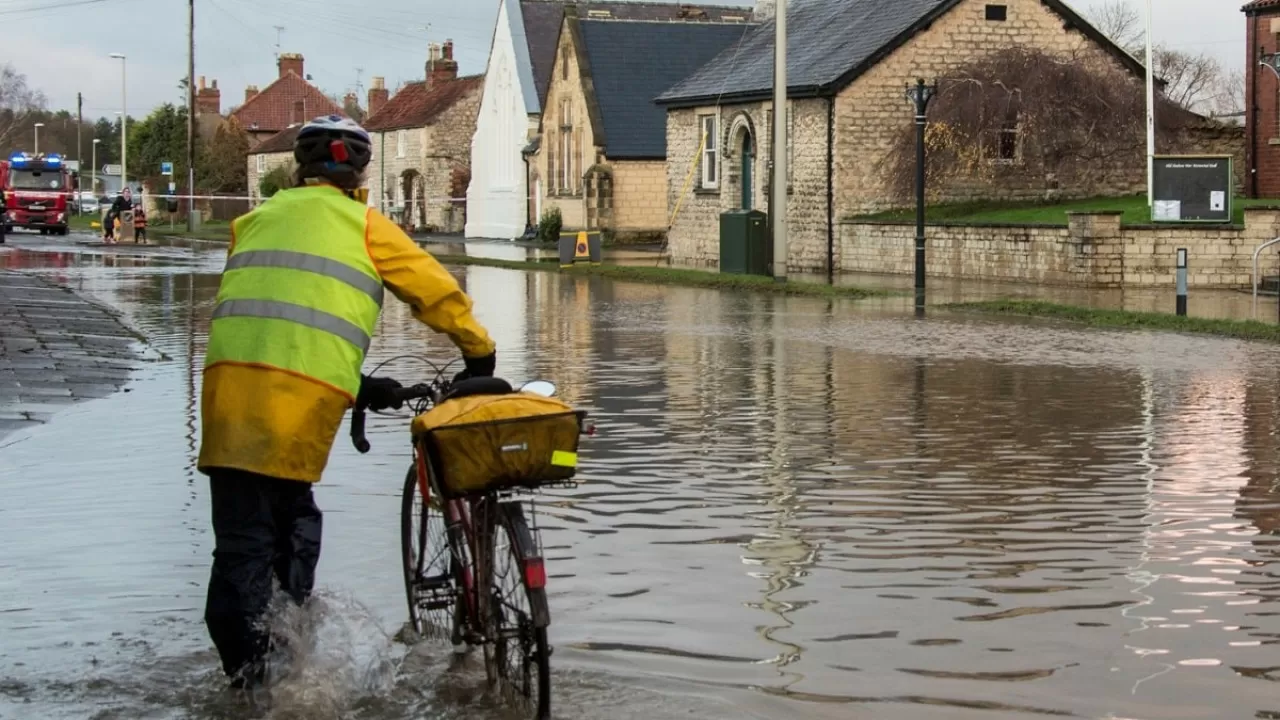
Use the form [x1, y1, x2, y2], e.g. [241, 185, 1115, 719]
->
[4, 0, 1245, 121]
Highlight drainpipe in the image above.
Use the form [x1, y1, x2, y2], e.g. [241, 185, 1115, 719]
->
[524, 153, 532, 235]
[380, 132, 386, 214]
[826, 95, 835, 284]
[1252, 13, 1260, 199]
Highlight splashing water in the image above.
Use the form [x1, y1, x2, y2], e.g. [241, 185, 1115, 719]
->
[253, 590, 405, 720]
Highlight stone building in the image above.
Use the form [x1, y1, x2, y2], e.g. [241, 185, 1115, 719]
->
[465, 0, 754, 240]
[244, 125, 300, 203]
[365, 41, 484, 233]
[534, 13, 751, 238]
[656, 0, 1156, 271]
[231, 53, 345, 146]
[1245, 0, 1280, 198]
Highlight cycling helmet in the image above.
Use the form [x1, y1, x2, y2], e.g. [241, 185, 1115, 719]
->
[293, 115, 372, 177]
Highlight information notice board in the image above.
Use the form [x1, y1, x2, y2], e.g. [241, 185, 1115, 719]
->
[1151, 155, 1232, 223]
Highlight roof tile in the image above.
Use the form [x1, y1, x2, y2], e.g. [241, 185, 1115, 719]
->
[520, 0, 753, 108]
[578, 19, 753, 158]
[230, 73, 344, 134]
[363, 75, 484, 131]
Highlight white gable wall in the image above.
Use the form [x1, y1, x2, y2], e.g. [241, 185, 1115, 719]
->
[466, 0, 534, 239]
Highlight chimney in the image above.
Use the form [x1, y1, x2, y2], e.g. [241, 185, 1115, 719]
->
[426, 39, 459, 87]
[754, 0, 774, 20]
[368, 76, 389, 116]
[245, 85, 260, 103]
[278, 52, 304, 79]
[196, 77, 222, 116]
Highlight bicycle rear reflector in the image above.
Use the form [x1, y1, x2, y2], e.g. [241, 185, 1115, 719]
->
[524, 557, 547, 590]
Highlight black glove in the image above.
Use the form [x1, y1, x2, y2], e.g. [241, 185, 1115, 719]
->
[452, 353, 496, 384]
[358, 375, 403, 411]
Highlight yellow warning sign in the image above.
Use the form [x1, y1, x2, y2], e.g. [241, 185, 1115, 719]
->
[575, 231, 589, 259]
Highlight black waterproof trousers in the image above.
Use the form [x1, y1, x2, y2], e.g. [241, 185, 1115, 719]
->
[204, 468, 322, 680]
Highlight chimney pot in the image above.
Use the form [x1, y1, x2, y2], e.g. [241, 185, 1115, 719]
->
[443, 40, 454, 60]
[368, 75, 390, 116]
[198, 75, 206, 90]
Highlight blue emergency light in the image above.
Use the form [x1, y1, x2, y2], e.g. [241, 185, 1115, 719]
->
[45, 154, 61, 165]
[9, 152, 30, 168]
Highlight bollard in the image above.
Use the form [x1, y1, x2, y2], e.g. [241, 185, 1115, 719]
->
[1175, 248, 1188, 317]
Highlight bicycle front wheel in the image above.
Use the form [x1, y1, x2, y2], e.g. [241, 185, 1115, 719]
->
[484, 501, 551, 719]
[401, 464, 458, 641]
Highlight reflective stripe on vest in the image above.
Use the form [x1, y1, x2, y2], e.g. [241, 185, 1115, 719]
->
[213, 299, 374, 352]
[224, 249, 385, 305]
[204, 185, 381, 398]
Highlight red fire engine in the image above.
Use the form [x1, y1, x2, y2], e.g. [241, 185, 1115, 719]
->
[2, 152, 77, 236]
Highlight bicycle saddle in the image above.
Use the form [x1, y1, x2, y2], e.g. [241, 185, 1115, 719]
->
[443, 376, 514, 401]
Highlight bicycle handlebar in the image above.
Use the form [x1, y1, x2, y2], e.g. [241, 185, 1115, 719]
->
[350, 380, 442, 454]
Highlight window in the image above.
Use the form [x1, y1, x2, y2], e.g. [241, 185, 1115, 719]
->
[985, 4, 1007, 21]
[396, 129, 407, 158]
[559, 98, 575, 193]
[983, 112, 1020, 163]
[256, 154, 265, 174]
[561, 46, 569, 81]
[699, 113, 718, 188]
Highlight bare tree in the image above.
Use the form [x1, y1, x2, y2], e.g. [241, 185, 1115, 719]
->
[1209, 69, 1246, 120]
[0, 64, 48, 148]
[1085, 0, 1144, 53]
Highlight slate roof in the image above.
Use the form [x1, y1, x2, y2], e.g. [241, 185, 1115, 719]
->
[248, 125, 301, 155]
[577, 19, 753, 159]
[1244, 0, 1280, 12]
[657, 0, 1149, 106]
[230, 73, 343, 134]
[363, 75, 484, 132]
[519, 0, 753, 110]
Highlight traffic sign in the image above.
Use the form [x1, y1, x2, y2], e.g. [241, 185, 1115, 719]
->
[103, 164, 122, 176]
[161, 162, 173, 176]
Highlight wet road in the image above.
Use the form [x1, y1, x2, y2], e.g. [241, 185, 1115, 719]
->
[3, 233, 1280, 719]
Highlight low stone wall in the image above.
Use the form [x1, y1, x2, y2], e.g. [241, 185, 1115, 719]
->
[837, 208, 1280, 288]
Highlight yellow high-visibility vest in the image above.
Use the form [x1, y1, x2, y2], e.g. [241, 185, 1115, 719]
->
[204, 185, 382, 399]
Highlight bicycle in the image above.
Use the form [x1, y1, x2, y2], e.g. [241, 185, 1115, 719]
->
[350, 360, 590, 720]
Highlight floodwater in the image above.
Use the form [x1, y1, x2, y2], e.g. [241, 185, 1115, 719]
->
[3, 235, 1280, 719]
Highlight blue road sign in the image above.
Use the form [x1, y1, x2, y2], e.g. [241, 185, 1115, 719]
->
[161, 162, 174, 175]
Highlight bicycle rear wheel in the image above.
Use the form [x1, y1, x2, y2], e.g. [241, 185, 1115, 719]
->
[400, 464, 459, 641]
[484, 501, 552, 719]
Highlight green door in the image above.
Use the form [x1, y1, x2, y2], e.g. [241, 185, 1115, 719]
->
[741, 132, 754, 210]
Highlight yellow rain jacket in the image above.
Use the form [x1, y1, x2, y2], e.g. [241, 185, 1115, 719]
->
[198, 184, 495, 483]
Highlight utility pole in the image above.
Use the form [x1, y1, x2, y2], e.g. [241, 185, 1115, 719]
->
[188, 0, 198, 231]
[771, 0, 787, 282]
[1144, 0, 1155, 210]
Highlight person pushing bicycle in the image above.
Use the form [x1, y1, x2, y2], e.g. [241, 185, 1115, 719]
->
[197, 114, 497, 689]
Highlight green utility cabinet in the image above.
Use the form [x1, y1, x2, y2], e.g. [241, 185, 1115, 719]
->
[719, 210, 769, 276]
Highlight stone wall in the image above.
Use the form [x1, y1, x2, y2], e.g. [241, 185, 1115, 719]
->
[833, 0, 1129, 217]
[536, 19, 594, 231]
[365, 81, 482, 232]
[665, 0, 1164, 272]
[610, 159, 667, 233]
[837, 209, 1280, 288]
[246, 151, 294, 204]
[666, 98, 831, 270]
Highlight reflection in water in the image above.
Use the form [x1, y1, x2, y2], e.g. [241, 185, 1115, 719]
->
[3, 240, 1280, 719]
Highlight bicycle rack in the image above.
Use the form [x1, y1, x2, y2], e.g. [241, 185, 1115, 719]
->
[1252, 236, 1280, 319]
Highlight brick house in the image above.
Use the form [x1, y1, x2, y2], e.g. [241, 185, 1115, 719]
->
[1246, 0, 1280, 198]
[534, 14, 751, 237]
[465, 0, 754, 240]
[244, 125, 300, 203]
[231, 53, 345, 147]
[365, 41, 483, 233]
[657, 0, 1177, 271]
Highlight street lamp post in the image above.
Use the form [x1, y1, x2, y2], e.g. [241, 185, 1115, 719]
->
[33, 122, 44, 154]
[109, 53, 127, 193]
[92, 138, 101, 199]
[905, 78, 937, 315]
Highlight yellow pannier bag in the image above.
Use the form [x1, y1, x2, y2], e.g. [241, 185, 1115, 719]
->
[411, 391, 585, 496]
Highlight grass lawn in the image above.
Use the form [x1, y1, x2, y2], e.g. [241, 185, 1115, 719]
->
[431, 254, 892, 300]
[948, 299, 1280, 343]
[852, 195, 1280, 227]
[67, 213, 232, 242]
